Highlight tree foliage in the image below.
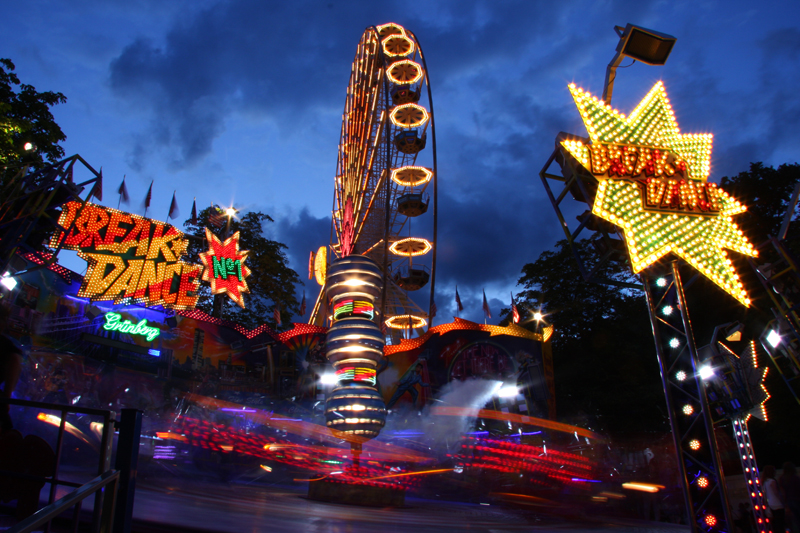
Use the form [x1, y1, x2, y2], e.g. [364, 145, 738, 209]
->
[720, 162, 800, 244]
[183, 207, 301, 330]
[512, 239, 667, 437]
[514, 239, 641, 349]
[0, 58, 67, 171]
[714, 162, 800, 336]
[509, 161, 800, 446]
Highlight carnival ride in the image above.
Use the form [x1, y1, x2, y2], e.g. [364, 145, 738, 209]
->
[0, 155, 102, 282]
[749, 222, 800, 406]
[310, 23, 437, 340]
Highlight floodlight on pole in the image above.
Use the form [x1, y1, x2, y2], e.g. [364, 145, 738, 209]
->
[723, 322, 744, 342]
[710, 321, 745, 345]
[602, 23, 677, 105]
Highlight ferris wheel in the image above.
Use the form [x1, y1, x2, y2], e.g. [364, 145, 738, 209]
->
[310, 23, 437, 339]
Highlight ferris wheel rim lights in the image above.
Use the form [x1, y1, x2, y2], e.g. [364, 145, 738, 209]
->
[316, 22, 436, 332]
[376, 22, 406, 38]
[390, 103, 429, 128]
[382, 34, 415, 57]
[391, 166, 433, 187]
[389, 237, 432, 256]
[385, 314, 427, 329]
[387, 60, 423, 84]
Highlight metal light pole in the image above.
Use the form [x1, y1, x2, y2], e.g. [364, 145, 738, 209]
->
[602, 23, 676, 106]
[642, 263, 734, 530]
[534, 23, 765, 531]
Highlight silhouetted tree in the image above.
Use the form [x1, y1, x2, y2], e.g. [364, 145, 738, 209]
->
[183, 207, 301, 330]
[1, 58, 67, 175]
[507, 162, 800, 439]
[720, 162, 800, 244]
[510, 238, 666, 437]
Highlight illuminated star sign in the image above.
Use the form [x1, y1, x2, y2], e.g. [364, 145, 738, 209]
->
[199, 228, 251, 308]
[561, 82, 757, 306]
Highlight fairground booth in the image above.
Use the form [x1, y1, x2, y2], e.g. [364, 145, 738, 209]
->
[1, 165, 558, 481]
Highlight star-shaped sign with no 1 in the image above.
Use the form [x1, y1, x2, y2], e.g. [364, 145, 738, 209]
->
[199, 227, 252, 308]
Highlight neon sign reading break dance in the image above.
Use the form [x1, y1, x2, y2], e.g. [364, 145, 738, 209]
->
[103, 312, 160, 341]
[52, 202, 201, 309]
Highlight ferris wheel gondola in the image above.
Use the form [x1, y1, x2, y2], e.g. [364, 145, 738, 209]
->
[310, 23, 437, 340]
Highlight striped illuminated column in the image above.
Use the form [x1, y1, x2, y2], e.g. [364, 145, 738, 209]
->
[324, 255, 387, 439]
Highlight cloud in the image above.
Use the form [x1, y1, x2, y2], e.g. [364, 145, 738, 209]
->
[106, 0, 661, 170]
[109, 1, 370, 169]
[100, 0, 800, 327]
[430, 83, 582, 295]
[273, 207, 331, 290]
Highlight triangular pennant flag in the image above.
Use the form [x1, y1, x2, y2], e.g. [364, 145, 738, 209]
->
[482, 290, 492, 319]
[168, 191, 180, 220]
[300, 293, 307, 316]
[118, 176, 129, 205]
[90, 169, 103, 201]
[191, 199, 197, 225]
[143, 180, 153, 210]
[455, 286, 464, 312]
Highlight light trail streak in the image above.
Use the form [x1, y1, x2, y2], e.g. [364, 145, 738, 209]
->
[182, 392, 431, 462]
[156, 432, 187, 442]
[489, 493, 556, 506]
[430, 406, 604, 441]
[622, 482, 665, 493]
[37, 413, 97, 449]
[364, 468, 452, 481]
[293, 475, 331, 482]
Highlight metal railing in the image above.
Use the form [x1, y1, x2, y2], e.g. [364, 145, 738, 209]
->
[0, 399, 141, 533]
[9, 471, 120, 533]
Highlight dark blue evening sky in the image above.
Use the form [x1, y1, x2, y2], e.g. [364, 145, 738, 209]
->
[3, 0, 799, 324]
